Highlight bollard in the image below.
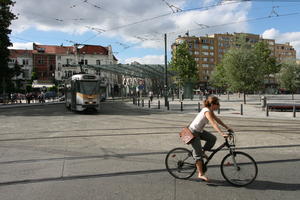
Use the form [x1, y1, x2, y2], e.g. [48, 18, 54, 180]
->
[266, 104, 269, 117]
[198, 102, 200, 112]
[167, 101, 170, 110]
[142, 99, 144, 107]
[137, 99, 140, 107]
[148, 100, 151, 108]
[133, 97, 135, 105]
[181, 101, 183, 111]
[293, 105, 296, 118]
[240, 104, 243, 115]
[158, 100, 160, 109]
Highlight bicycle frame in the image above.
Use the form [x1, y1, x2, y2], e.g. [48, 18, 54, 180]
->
[203, 138, 235, 167]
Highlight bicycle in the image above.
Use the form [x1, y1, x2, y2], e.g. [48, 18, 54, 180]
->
[165, 131, 258, 186]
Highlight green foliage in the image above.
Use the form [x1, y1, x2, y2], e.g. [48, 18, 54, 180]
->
[0, 0, 17, 88]
[210, 63, 227, 90]
[211, 36, 280, 94]
[48, 85, 58, 92]
[222, 47, 265, 93]
[278, 61, 300, 93]
[31, 72, 38, 81]
[169, 41, 198, 85]
[253, 41, 280, 76]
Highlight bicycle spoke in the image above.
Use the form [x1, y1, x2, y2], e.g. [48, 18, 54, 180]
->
[165, 148, 196, 179]
[221, 152, 257, 186]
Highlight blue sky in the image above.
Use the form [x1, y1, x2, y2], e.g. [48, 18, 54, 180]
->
[9, 0, 300, 63]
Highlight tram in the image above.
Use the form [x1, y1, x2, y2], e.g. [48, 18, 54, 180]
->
[65, 74, 101, 112]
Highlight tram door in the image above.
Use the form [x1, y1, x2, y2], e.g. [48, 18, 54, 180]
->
[71, 80, 77, 110]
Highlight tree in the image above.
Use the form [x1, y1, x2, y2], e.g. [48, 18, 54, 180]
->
[222, 44, 265, 103]
[253, 41, 280, 91]
[210, 63, 228, 92]
[0, 0, 17, 95]
[278, 61, 300, 100]
[169, 41, 198, 98]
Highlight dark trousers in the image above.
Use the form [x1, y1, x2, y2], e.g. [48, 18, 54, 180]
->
[191, 130, 217, 160]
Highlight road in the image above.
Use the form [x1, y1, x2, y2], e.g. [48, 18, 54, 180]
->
[0, 101, 299, 200]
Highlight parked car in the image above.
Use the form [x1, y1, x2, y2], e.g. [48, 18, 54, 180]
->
[58, 95, 65, 102]
[44, 91, 57, 99]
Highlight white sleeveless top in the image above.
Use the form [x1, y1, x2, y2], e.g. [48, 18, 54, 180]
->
[189, 107, 210, 132]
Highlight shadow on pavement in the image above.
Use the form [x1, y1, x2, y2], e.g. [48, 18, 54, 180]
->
[205, 179, 300, 191]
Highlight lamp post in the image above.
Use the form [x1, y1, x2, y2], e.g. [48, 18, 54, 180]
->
[164, 33, 168, 106]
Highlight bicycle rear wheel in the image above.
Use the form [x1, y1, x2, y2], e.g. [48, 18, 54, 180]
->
[165, 147, 196, 179]
[221, 151, 258, 186]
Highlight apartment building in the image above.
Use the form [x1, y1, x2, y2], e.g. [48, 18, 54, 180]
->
[275, 42, 296, 62]
[8, 49, 33, 89]
[172, 32, 296, 89]
[9, 43, 119, 93]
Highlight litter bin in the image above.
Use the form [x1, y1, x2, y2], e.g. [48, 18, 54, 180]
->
[261, 96, 267, 108]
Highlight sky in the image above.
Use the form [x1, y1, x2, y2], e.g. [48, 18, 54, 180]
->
[8, 0, 300, 64]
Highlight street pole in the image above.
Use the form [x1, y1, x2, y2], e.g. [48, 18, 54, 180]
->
[164, 33, 168, 106]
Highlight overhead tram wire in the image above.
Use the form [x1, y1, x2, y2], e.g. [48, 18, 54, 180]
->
[80, 0, 242, 43]
[167, 11, 300, 37]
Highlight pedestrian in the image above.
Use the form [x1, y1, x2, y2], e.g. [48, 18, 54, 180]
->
[149, 91, 153, 102]
[188, 96, 233, 182]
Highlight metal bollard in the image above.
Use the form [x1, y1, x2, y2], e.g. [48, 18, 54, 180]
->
[158, 100, 160, 109]
[137, 99, 140, 107]
[293, 105, 296, 118]
[266, 104, 269, 117]
[181, 101, 183, 111]
[142, 99, 144, 107]
[198, 102, 200, 112]
[148, 100, 151, 108]
[240, 104, 243, 115]
[167, 101, 169, 110]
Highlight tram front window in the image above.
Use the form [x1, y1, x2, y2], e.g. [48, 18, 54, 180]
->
[79, 81, 98, 95]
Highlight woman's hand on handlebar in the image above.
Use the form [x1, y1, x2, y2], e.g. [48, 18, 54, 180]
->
[221, 132, 229, 138]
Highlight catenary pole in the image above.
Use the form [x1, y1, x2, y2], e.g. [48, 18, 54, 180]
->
[164, 33, 168, 106]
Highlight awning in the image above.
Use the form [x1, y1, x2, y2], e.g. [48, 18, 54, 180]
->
[32, 83, 55, 88]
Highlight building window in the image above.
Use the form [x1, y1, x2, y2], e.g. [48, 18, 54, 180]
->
[22, 59, 29, 65]
[202, 64, 209, 68]
[202, 52, 209, 56]
[202, 45, 209, 49]
[210, 52, 214, 56]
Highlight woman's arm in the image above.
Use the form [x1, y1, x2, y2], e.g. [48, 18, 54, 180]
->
[212, 113, 231, 130]
[205, 111, 228, 137]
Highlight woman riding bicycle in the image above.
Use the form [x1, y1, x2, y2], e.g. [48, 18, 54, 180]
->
[189, 96, 233, 182]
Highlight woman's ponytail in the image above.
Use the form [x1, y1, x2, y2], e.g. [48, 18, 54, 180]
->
[203, 96, 219, 107]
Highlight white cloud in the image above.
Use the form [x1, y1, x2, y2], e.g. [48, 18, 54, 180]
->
[262, 28, 280, 40]
[262, 28, 300, 58]
[124, 55, 164, 64]
[11, 0, 251, 48]
[9, 42, 33, 50]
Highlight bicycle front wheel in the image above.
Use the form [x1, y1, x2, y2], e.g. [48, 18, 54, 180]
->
[221, 151, 258, 186]
[165, 147, 196, 179]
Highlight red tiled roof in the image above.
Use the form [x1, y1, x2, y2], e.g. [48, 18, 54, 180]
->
[78, 45, 108, 55]
[33, 43, 75, 54]
[9, 49, 33, 58]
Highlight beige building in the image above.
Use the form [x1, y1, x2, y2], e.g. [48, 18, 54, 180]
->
[172, 32, 296, 89]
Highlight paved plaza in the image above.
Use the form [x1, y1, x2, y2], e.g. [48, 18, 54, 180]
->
[0, 97, 299, 200]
